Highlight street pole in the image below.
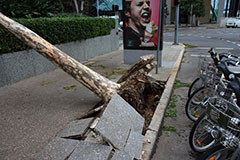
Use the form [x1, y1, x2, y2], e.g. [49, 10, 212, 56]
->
[156, 0, 163, 74]
[173, 2, 179, 45]
[97, 0, 99, 17]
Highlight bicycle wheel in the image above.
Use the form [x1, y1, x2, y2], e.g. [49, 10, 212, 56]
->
[185, 87, 210, 121]
[188, 77, 204, 97]
[189, 113, 216, 152]
[197, 144, 233, 160]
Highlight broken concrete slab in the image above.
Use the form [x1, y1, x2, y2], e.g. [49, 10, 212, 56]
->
[68, 141, 112, 160]
[84, 131, 105, 144]
[94, 94, 144, 150]
[57, 118, 94, 138]
[111, 150, 134, 160]
[124, 131, 144, 159]
[34, 137, 79, 160]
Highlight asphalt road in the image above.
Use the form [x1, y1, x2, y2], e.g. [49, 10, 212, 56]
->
[151, 28, 240, 160]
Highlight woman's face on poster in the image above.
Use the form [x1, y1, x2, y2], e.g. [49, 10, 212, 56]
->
[129, 0, 152, 28]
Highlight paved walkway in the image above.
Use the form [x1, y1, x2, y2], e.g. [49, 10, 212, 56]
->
[0, 42, 184, 160]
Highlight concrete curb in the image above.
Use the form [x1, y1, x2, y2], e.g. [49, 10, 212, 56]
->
[142, 45, 185, 160]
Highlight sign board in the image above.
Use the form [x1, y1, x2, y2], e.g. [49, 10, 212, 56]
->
[123, 0, 163, 64]
[123, 0, 161, 50]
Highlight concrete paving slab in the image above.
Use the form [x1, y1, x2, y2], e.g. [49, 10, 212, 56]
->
[111, 150, 134, 160]
[34, 137, 79, 160]
[94, 94, 144, 150]
[57, 118, 94, 138]
[124, 131, 144, 159]
[68, 141, 112, 160]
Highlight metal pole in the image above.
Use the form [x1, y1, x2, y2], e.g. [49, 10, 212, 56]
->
[225, 0, 230, 17]
[173, 3, 179, 45]
[97, 0, 99, 17]
[156, 0, 163, 74]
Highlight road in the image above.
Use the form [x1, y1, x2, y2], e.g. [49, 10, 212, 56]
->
[151, 28, 240, 160]
[164, 28, 240, 50]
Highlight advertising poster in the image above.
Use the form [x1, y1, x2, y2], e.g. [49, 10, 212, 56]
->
[123, 0, 160, 50]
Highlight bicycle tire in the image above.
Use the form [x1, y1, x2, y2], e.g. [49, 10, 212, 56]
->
[188, 77, 204, 97]
[197, 144, 233, 160]
[189, 113, 216, 152]
[185, 87, 209, 121]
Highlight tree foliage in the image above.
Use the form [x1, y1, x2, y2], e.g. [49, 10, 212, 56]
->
[0, 0, 64, 18]
[180, 0, 205, 17]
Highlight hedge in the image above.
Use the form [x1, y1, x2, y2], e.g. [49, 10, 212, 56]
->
[0, 17, 115, 54]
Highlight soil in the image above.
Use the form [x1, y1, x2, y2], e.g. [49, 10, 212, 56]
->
[141, 80, 166, 135]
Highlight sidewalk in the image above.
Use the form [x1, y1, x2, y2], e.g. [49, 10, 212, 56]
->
[0, 42, 184, 160]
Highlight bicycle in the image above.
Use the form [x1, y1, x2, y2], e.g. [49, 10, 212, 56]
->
[186, 57, 240, 121]
[189, 77, 240, 153]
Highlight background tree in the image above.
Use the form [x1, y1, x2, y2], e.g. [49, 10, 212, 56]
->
[179, 0, 205, 24]
[0, 0, 64, 18]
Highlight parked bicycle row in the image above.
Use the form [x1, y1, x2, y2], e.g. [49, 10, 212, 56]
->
[185, 48, 240, 160]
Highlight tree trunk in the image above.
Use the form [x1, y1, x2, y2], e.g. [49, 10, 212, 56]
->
[73, 0, 79, 13]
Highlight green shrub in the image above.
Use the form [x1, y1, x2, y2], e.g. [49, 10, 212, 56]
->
[0, 17, 115, 54]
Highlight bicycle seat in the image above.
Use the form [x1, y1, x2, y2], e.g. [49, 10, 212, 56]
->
[219, 53, 231, 60]
[222, 59, 239, 66]
[217, 63, 240, 80]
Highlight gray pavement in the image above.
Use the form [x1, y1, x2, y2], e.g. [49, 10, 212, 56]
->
[0, 42, 184, 160]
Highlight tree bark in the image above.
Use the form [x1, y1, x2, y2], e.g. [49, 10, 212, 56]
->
[117, 55, 155, 83]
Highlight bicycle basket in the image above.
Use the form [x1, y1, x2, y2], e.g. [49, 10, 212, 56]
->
[206, 97, 240, 148]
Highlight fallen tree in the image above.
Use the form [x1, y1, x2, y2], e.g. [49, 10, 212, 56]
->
[0, 12, 164, 115]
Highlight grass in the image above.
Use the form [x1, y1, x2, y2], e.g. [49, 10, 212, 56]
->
[165, 108, 177, 118]
[25, 94, 31, 97]
[145, 117, 152, 123]
[103, 68, 127, 78]
[165, 131, 170, 137]
[63, 85, 77, 90]
[165, 94, 177, 118]
[103, 71, 116, 78]
[114, 68, 127, 75]
[174, 80, 191, 89]
[170, 94, 177, 103]
[95, 64, 109, 69]
[183, 43, 198, 49]
[162, 125, 177, 132]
